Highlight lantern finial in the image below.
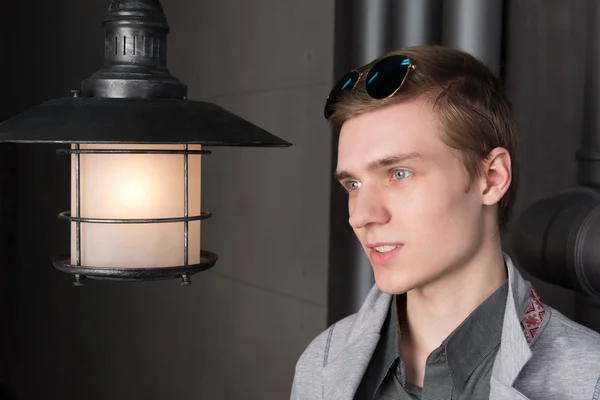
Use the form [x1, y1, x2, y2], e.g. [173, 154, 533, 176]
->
[82, 0, 186, 99]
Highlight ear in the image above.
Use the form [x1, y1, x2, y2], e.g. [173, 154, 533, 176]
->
[480, 147, 512, 206]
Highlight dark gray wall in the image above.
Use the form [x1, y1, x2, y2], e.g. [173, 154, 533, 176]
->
[504, 0, 590, 319]
[0, 0, 332, 399]
[0, 1, 18, 394]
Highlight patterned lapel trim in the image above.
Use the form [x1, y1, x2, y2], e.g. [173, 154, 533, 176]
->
[520, 288, 546, 345]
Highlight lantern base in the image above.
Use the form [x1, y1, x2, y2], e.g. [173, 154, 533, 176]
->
[52, 250, 218, 286]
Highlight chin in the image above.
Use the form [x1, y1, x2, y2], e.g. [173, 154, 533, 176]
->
[372, 268, 413, 295]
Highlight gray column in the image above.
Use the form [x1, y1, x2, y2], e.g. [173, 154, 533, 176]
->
[389, 0, 442, 48]
[329, 0, 390, 325]
[579, 0, 600, 188]
[333, 0, 390, 77]
[442, 0, 504, 76]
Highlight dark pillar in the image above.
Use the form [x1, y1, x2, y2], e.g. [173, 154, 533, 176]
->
[441, 0, 504, 76]
[388, 0, 442, 48]
[329, 0, 390, 325]
[579, 0, 600, 189]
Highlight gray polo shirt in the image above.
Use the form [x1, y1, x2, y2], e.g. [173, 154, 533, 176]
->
[355, 280, 508, 399]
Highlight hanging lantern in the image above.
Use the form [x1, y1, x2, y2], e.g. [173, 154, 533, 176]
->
[0, 0, 291, 286]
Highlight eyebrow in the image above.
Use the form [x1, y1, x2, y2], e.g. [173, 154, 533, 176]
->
[334, 152, 423, 182]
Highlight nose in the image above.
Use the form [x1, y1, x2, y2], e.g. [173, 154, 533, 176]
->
[348, 185, 391, 229]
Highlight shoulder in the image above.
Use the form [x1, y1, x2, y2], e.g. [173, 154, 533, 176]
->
[294, 313, 358, 373]
[290, 285, 391, 398]
[539, 306, 600, 356]
[290, 314, 357, 399]
[516, 306, 600, 399]
[292, 284, 391, 375]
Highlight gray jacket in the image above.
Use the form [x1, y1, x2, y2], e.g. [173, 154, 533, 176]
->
[291, 255, 600, 399]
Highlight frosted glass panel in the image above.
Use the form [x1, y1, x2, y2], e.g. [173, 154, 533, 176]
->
[70, 144, 202, 268]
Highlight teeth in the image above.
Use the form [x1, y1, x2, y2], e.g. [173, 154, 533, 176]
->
[374, 245, 397, 253]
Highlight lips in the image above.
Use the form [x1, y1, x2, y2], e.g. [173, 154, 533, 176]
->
[367, 243, 403, 265]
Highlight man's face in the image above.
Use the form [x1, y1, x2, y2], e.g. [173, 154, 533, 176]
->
[336, 99, 487, 294]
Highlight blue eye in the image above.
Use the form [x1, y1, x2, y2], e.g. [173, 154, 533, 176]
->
[346, 181, 361, 192]
[393, 169, 412, 180]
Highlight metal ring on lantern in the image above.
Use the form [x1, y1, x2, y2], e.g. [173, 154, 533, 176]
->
[51, 144, 218, 286]
[56, 211, 212, 224]
[56, 148, 212, 155]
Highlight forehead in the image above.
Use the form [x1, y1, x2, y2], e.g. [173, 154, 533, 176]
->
[337, 100, 447, 168]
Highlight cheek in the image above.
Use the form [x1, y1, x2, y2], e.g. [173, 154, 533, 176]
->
[394, 186, 482, 276]
[402, 175, 481, 236]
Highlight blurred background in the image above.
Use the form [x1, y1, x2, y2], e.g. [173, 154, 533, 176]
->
[0, 0, 596, 399]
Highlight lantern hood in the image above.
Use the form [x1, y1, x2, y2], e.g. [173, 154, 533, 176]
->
[0, 0, 292, 147]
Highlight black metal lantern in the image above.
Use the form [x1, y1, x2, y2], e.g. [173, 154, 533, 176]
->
[0, 0, 291, 286]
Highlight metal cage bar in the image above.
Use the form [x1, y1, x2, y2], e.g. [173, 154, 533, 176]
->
[75, 143, 81, 266]
[184, 144, 189, 266]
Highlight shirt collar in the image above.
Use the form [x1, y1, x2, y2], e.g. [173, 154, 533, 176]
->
[444, 280, 508, 392]
[372, 293, 404, 394]
[377, 280, 508, 395]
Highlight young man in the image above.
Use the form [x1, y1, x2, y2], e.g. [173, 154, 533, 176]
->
[291, 46, 600, 399]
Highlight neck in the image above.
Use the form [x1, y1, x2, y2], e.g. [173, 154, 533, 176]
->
[402, 238, 508, 355]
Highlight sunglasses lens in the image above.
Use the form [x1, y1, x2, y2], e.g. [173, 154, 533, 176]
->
[324, 71, 360, 119]
[366, 55, 411, 99]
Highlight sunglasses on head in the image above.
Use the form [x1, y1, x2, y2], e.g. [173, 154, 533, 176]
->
[324, 54, 415, 119]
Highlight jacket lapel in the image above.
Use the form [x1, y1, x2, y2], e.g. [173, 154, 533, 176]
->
[490, 254, 534, 400]
[322, 287, 392, 400]
[322, 333, 381, 399]
[321, 253, 536, 400]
